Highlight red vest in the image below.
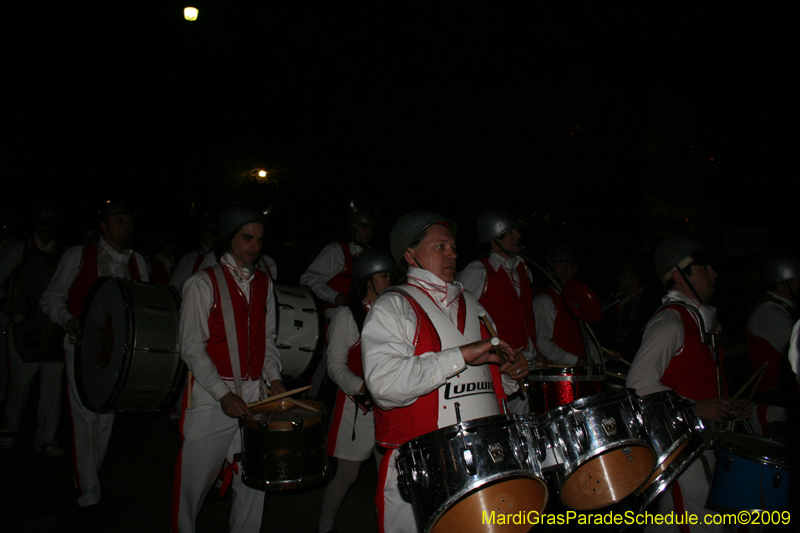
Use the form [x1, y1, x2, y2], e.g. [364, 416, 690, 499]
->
[327, 336, 365, 455]
[747, 296, 796, 391]
[325, 241, 354, 308]
[659, 304, 726, 402]
[150, 257, 171, 285]
[204, 266, 268, 380]
[543, 286, 585, 359]
[374, 293, 506, 448]
[68, 242, 142, 318]
[478, 258, 537, 350]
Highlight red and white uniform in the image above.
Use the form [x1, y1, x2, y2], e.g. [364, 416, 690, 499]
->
[326, 304, 375, 461]
[300, 241, 361, 317]
[533, 286, 599, 365]
[361, 267, 516, 533]
[747, 292, 797, 392]
[194, 251, 278, 288]
[627, 290, 724, 533]
[0, 235, 64, 448]
[39, 236, 148, 508]
[459, 253, 537, 413]
[170, 252, 282, 533]
[169, 244, 213, 296]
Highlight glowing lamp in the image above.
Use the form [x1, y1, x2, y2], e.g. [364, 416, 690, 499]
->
[184, 7, 199, 21]
[258, 170, 267, 178]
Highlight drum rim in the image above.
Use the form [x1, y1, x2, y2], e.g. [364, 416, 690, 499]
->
[718, 433, 790, 470]
[528, 374, 607, 382]
[397, 413, 523, 451]
[537, 388, 637, 421]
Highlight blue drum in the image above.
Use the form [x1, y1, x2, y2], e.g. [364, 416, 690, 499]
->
[706, 433, 790, 512]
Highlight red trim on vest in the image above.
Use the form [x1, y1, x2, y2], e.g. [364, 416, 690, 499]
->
[68, 242, 142, 318]
[671, 481, 691, 533]
[204, 266, 268, 380]
[478, 258, 537, 349]
[659, 305, 727, 402]
[376, 450, 392, 533]
[373, 292, 505, 448]
[543, 286, 585, 358]
[325, 241, 354, 309]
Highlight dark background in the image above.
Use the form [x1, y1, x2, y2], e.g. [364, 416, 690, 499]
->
[5, 3, 795, 288]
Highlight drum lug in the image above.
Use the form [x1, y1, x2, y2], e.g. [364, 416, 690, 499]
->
[602, 417, 618, 436]
[488, 443, 504, 464]
[724, 455, 733, 471]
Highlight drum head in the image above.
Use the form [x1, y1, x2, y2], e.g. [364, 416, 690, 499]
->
[274, 285, 323, 380]
[76, 278, 130, 411]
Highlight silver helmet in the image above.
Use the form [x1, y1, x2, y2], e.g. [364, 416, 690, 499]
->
[352, 248, 394, 279]
[764, 253, 800, 283]
[389, 210, 456, 261]
[97, 201, 135, 221]
[476, 209, 520, 244]
[654, 236, 709, 283]
[348, 198, 378, 228]
[219, 203, 266, 239]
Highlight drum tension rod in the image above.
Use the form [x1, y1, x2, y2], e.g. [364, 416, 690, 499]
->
[455, 403, 476, 475]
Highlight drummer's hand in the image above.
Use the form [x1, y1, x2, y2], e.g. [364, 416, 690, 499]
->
[730, 399, 753, 421]
[269, 379, 287, 396]
[500, 351, 529, 380]
[460, 338, 512, 366]
[67, 318, 82, 337]
[695, 397, 731, 423]
[219, 392, 253, 418]
[334, 293, 347, 307]
[605, 349, 621, 362]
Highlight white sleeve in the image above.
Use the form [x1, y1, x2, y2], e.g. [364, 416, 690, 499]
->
[532, 293, 579, 366]
[259, 255, 278, 281]
[748, 301, 795, 355]
[133, 252, 149, 283]
[361, 292, 466, 410]
[789, 318, 800, 379]
[169, 251, 200, 296]
[299, 243, 345, 305]
[39, 245, 83, 329]
[326, 306, 364, 396]
[457, 261, 487, 300]
[626, 309, 683, 396]
[261, 278, 283, 384]
[179, 272, 231, 401]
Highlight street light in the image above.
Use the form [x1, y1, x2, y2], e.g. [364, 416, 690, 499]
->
[184, 7, 199, 21]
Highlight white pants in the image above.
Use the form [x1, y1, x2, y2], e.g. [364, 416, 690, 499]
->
[64, 339, 115, 507]
[171, 378, 264, 533]
[1, 339, 64, 446]
[378, 448, 419, 533]
[646, 450, 723, 533]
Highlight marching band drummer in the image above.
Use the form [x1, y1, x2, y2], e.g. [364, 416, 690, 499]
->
[317, 248, 394, 533]
[626, 236, 752, 533]
[171, 203, 286, 533]
[458, 209, 538, 414]
[39, 202, 148, 518]
[361, 210, 528, 533]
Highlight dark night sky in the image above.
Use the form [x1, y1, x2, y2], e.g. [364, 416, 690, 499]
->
[6, 3, 795, 283]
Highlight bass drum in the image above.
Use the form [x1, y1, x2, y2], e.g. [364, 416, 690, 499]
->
[9, 251, 65, 362]
[75, 278, 186, 413]
[274, 285, 323, 380]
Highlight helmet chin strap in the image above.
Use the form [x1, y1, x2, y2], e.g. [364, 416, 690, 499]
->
[677, 265, 705, 305]
[407, 250, 424, 271]
[492, 238, 517, 258]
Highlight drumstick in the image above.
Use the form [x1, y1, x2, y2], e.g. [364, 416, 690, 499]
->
[284, 398, 321, 413]
[730, 362, 768, 404]
[601, 346, 632, 366]
[246, 385, 312, 409]
[746, 363, 769, 403]
[478, 314, 529, 390]
[605, 371, 628, 381]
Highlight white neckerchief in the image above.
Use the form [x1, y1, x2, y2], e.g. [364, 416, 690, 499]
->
[406, 267, 464, 308]
[766, 291, 797, 311]
[220, 252, 255, 284]
[33, 234, 56, 253]
[664, 289, 720, 334]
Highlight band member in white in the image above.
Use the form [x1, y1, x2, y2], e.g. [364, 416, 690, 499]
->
[171, 203, 285, 533]
[39, 202, 148, 513]
[362, 210, 528, 533]
[318, 248, 393, 533]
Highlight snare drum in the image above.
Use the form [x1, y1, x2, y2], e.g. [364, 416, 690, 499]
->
[528, 366, 606, 415]
[706, 433, 790, 512]
[396, 414, 548, 533]
[274, 285, 323, 380]
[240, 400, 328, 491]
[75, 278, 186, 413]
[537, 389, 655, 511]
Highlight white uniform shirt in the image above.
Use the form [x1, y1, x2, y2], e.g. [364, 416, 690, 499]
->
[789, 318, 800, 379]
[300, 241, 363, 307]
[626, 290, 710, 397]
[458, 252, 537, 361]
[40, 237, 149, 329]
[169, 244, 212, 296]
[533, 290, 602, 366]
[361, 267, 516, 411]
[326, 303, 369, 396]
[179, 252, 282, 401]
[747, 292, 796, 355]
